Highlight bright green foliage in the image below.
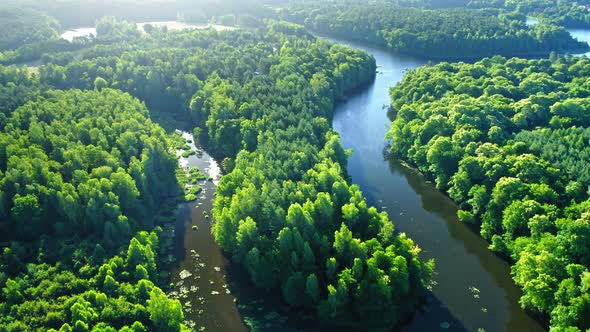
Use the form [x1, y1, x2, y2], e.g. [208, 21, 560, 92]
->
[183, 23, 432, 330]
[388, 54, 590, 331]
[0, 19, 432, 331]
[1, 231, 179, 331]
[37, 19, 432, 329]
[472, 0, 590, 28]
[279, 0, 588, 59]
[147, 288, 184, 332]
[0, 80, 182, 329]
[0, 89, 178, 242]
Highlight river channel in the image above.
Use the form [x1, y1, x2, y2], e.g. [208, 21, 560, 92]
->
[49, 22, 588, 331]
[328, 37, 545, 332]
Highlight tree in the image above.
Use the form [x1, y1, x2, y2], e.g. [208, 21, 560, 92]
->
[147, 288, 183, 332]
[283, 272, 305, 307]
[94, 77, 108, 91]
[305, 274, 320, 304]
[3, 279, 24, 304]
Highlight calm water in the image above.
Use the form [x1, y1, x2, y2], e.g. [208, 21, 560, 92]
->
[526, 17, 540, 26]
[329, 37, 546, 332]
[568, 29, 590, 56]
[156, 28, 590, 331]
[61, 27, 97, 42]
[60, 21, 236, 41]
[170, 132, 304, 332]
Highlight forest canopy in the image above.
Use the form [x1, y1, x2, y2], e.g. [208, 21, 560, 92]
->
[278, 0, 589, 59]
[0, 20, 433, 331]
[0, 87, 183, 331]
[469, 0, 590, 28]
[0, 7, 60, 52]
[388, 55, 590, 331]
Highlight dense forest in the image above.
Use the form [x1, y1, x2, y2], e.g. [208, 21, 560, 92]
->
[0, 6, 81, 66]
[388, 55, 590, 331]
[0, 19, 433, 331]
[0, 7, 59, 52]
[0, 0, 280, 28]
[468, 0, 590, 28]
[278, 0, 589, 59]
[506, 0, 590, 27]
[2, 0, 590, 331]
[0, 80, 184, 330]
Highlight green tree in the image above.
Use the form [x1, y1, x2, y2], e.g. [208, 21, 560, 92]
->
[147, 288, 183, 332]
[94, 77, 108, 91]
[305, 273, 321, 304]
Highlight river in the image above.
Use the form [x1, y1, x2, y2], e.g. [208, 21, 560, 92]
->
[168, 30, 590, 331]
[167, 131, 247, 332]
[329, 38, 546, 332]
[169, 132, 303, 331]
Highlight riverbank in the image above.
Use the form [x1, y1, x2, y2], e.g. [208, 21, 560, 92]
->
[310, 28, 590, 61]
[329, 36, 546, 332]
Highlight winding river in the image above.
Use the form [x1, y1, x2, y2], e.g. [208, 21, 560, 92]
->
[328, 37, 545, 332]
[172, 31, 590, 331]
[46, 22, 590, 331]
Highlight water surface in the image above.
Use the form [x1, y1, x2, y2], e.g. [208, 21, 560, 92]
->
[329, 37, 546, 332]
[169, 131, 246, 332]
[568, 29, 590, 56]
[60, 21, 236, 41]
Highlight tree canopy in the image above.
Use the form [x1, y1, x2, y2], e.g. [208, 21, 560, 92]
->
[0, 19, 433, 331]
[388, 54, 590, 331]
[278, 0, 589, 59]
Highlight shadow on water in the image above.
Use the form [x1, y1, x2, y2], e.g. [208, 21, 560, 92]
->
[385, 155, 549, 329]
[327, 34, 546, 332]
[159, 26, 590, 331]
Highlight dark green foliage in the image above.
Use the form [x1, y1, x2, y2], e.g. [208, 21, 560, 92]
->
[388, 54, 590, 331]
[487, 0, 590, 28]
[279, 0, 588, 59]
[3, 0, 279, 29]
[96, 16, 141, 43]
[0, 7, 59, 52]
[516, 127, 590, 188]
[0, 7, 90, 66]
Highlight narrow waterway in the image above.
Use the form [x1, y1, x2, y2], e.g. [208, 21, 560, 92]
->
[329, 37, 546, 332]
[168, 131, 247, 332]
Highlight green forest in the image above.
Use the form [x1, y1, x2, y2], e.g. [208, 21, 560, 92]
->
[0, 15, 434, 331]
[279, 0, 589, 59]
[468, 0, 590, 28]
[388, 55, 590, 330]
[1, 0, 590, 331]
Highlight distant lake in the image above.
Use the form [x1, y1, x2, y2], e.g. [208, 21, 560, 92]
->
[525, 17, 540, 26]
[60, 21, 237, 41]
[61, 27, 96, 42]
[568, 29, 590, 56]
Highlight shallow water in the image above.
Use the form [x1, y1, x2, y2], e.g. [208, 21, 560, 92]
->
[169, 131, 246, 332]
